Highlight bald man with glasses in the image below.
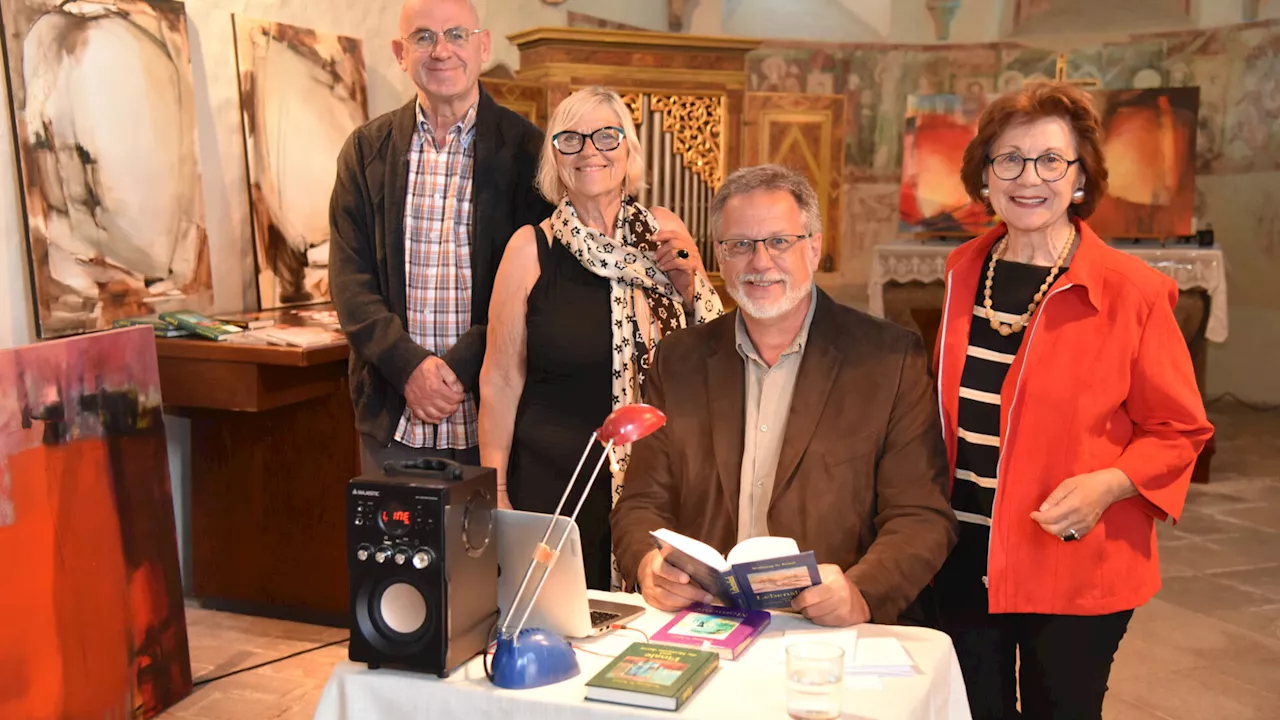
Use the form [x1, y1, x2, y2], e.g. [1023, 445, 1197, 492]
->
[330, 0, 552, 472]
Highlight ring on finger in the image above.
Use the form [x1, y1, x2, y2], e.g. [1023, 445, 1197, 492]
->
[676, 249, 690, 259]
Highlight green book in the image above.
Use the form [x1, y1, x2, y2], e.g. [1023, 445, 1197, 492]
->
[112, 318, 191, 338]
[584, 642, 718, 711]
[158, 311, 244, 341]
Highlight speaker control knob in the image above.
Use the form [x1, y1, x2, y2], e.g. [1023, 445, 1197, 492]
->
[393, 547, 410, 566]
[374, 546, 392, 563]
[412, 548, 434, 570]
[356, 544, 374, 562]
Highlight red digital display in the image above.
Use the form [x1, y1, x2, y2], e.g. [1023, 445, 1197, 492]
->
[378, 501, 412, 537]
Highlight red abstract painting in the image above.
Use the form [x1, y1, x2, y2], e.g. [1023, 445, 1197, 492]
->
[1087, 87, 1200, 239]
[900, 93, 997, 236]
[0, 326, 191, 719]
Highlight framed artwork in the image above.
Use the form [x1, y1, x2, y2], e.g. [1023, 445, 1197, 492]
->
[1, 0, 211, 338]
[0, 326, 191, 719]
[1089, 87, 1200, 238]
[899, 93, 996, 236]
[232, 16, 368, 309]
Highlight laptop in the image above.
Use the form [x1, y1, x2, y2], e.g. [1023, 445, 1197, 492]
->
[495, 509, 645, 638]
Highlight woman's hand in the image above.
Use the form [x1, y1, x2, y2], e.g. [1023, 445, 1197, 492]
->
[649, 207, 706, 309]
[1029, 468, 1138, 540]
[653, 228, 704, 306]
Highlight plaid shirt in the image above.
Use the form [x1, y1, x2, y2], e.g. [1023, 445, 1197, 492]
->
[394, 101, 478, 449]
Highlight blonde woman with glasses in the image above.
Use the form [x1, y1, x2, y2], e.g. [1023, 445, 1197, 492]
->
[479, 87, 723, 590]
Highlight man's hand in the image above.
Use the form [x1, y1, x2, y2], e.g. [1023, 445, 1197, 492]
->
[404, 356, 464, 424]
[791, 564, 871, 627]
[637, 548, 714, 612]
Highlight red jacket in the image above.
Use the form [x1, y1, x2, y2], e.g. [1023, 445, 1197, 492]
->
[935, 220, 1213, 615]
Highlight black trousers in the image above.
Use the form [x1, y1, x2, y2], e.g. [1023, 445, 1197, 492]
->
[936, 525, 1133, 719]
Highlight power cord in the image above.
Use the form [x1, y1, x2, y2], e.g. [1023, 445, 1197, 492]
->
[1204, 392, 1280, 412]
[192, 637, 350, 687]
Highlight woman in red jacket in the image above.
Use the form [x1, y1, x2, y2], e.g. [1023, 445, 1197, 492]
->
[932, 81, 1213, 720]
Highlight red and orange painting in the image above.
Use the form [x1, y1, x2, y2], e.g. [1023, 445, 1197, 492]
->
[0, 326, 191, 719]
[1088, 87, 1200, 239]
[900, 93, 997, 236]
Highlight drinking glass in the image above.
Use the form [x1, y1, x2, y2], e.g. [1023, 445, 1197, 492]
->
[786, 642, 844, 719]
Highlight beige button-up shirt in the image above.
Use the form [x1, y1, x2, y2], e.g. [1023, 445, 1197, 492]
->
[735, 289, 818, 542]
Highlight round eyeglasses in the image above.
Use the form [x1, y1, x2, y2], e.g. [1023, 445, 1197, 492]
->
[402, 26, 482, 51]
[552, 127, 624, 155]
[988, 152, 1079, 182]
[716, 234, 811, 260]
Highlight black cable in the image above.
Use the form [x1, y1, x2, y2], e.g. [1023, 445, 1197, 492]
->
[1204, 392, 1280, 413]
[192, 637, 350, 687]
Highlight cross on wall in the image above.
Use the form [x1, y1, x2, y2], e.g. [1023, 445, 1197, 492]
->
[1054, 53, 1102, 87]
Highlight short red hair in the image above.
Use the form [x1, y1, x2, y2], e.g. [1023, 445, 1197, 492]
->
[961, 81, 1109, 219]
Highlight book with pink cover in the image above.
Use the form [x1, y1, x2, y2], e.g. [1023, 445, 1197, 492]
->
[650, 603, 771, 661]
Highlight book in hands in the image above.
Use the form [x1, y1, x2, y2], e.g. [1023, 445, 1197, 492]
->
[650, 603, 771, 661]
[584, 642, 718, 711]
[650, 529, 821, 611]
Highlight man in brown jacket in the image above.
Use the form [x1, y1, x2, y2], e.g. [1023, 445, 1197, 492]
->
[611, 165, 956, 626]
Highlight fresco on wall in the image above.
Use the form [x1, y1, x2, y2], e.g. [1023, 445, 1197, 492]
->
[0, 0, 211, 338]
[233, 16, 368, 308]
[899, 94, 996, 236]
[1088, 87, 1200, 238]
[1216, 23, 1280, 173]
[1161, 29, 1232, 171]
[0, 326, 191, 719]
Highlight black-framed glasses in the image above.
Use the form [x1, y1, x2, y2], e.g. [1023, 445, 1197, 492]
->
[716, 234, 811, 260]
[552, 127, 625, 155]
[988, 152, 1079, 182]
[402, 26, 482, 51]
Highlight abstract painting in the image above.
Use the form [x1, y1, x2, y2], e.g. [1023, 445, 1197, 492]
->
[0, 0, 211, 338]
[0, 326, 191, 719]
[1088, 87, 1199, 238]
[899, 94, 996, 236]
[233, 16, 368, 308]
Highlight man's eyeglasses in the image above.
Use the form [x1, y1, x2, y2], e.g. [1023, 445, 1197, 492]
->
[988, 152, 1079, 182]
[402, 26, 482, 51]
[716, 234, 811, 259]
[552, 127, 625, 155]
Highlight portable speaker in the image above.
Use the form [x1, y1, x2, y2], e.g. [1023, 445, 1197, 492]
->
[346, 458, 497, 677]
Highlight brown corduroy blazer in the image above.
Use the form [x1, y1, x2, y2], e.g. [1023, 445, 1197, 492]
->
[611, 290, 957, 623]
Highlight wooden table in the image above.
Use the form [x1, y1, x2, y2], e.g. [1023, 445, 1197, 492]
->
[156, 337, 356, 626]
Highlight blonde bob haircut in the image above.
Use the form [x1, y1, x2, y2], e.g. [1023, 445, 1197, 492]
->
[535, 86, 647, 202]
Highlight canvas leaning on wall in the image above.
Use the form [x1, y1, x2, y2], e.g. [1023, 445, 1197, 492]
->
[0, 326, 192, 719]
[232, 16, 369, 309]
[0, 0, 212, 338]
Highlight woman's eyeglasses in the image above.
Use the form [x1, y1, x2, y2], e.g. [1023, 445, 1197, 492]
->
[988, 152, 1079, 182]
[401, 26, 481, 51]
[552, 127, 625, 155]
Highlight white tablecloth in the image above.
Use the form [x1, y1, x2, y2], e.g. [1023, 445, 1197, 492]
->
[314, 591, 971, 719]
[868, 242, 1229, 342]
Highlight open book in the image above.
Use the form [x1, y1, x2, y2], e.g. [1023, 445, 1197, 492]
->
[650, 529, 821, 611]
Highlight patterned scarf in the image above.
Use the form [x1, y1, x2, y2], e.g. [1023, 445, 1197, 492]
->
[551, 195, 723, 588]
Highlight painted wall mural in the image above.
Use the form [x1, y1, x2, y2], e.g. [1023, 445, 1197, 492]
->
[0, 0, 211, 338]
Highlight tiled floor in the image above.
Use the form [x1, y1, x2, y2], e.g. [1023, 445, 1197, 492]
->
[161, 401, 1280, 719]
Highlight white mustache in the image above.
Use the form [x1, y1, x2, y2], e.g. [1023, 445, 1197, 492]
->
[737, 272, 786, 285]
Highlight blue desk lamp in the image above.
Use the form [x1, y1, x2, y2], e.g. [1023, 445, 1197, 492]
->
[489, 403, 667, 690]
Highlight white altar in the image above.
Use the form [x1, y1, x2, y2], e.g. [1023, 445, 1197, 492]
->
[868, 242, 1229, 343]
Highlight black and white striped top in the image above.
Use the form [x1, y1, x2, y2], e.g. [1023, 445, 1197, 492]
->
[951, 254, 1068, 527]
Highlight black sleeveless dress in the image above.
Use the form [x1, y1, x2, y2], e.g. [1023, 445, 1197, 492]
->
[507, 226, 615, 590]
